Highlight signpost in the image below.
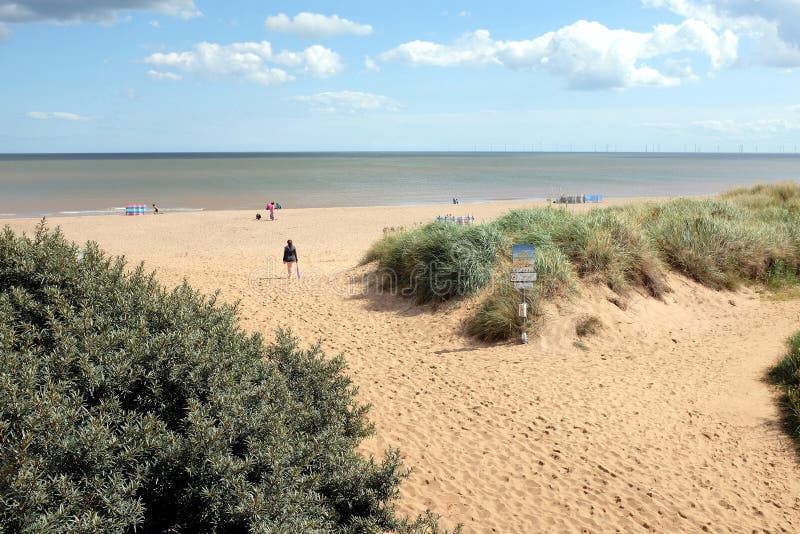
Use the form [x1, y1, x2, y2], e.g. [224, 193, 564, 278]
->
[511, 244, 536, 344]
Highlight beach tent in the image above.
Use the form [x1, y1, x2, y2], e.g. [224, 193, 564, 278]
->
[125, 204, 147, 216]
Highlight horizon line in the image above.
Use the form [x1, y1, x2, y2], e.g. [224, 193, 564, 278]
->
[2, 149, 799, 158]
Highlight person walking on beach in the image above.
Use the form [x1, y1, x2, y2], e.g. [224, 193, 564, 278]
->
[152, 203, 160, 214]
[268, 201, 276, 221]
[283, 239, 298, 279]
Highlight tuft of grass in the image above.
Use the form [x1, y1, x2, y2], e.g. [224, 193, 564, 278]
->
[465, 245, 576, 341]
[466, 279, 538, 342]
[768, 331, 800, 447]
[363, 221, 507, 304]
[576, 315, 603, 337]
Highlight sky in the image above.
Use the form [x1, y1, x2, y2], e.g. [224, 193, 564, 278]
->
[1, 0, 800, 153]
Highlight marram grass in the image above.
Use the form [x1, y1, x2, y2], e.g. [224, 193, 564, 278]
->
[365, 183, 800, 341]
[363, 221, 506, 304]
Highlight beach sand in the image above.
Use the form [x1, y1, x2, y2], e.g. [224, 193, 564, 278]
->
[5, 200, 800, 532]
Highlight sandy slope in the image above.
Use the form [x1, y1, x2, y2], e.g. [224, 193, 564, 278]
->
[5, 200, 800, 532]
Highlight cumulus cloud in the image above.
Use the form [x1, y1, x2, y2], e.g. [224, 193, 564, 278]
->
[26, 111, 88, 121]
[145, 41, 342, 85]
[379, 19, 736, 89]
[148, 69, 181, 80]
[294, 91, 399, 113]
[273, 44, 343, 78]
[380, 30, 497, 68]
[265, 12, 372, 37]
[0, 1, 201, 24]
[644, 0, 800, 67]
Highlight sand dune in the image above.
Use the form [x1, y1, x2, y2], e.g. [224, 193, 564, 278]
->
[6, 200, 800, 532]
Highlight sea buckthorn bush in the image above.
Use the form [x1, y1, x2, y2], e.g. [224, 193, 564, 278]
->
[0, 222, 447, 533]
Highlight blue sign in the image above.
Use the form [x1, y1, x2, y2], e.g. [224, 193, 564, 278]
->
[512, 244, 535, 262]
[512, 244, 536, 288]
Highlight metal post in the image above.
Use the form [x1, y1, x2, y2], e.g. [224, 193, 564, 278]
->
[520, 287, 528, 344]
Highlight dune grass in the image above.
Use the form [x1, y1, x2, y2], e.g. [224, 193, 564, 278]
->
[769, 331, 800, 448]
[364, 183, 800, 341]
[466, 245, 576, 341]
[362, 221, 506, 304]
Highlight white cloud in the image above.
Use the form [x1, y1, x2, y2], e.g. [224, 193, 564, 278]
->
[379, 29, 497, 68]
[145, 41, 343, 85]
[149, 20, 159, 28]
[26, 111, 89, 121]
[273, 44, 343, 78]
[148, 69, 182, 80]
[644, 0, 800, 67]
[364, 55, 380, 72]
[294, 91, 400, 113]
[265, 12, 372, 37]
[0, 1, 200, 24]
[458, 10, 471, 17]
[379, 19, 736, 89]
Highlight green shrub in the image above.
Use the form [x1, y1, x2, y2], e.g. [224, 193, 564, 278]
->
[769, 331, 800, 446]
[0, 223, 446, 533]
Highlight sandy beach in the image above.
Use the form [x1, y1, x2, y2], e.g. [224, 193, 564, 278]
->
[5, 200, 800, 532]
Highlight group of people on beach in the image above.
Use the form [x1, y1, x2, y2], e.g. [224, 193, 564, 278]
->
[256, 201, 281, 221]
[436, 214, 475, 224]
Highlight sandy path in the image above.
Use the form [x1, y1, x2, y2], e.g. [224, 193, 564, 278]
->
[5, 200, 800, 532]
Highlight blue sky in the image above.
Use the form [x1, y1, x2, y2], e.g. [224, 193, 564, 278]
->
[1, 0, 799, 153]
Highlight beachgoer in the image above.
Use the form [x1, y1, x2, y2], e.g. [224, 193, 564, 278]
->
[256, 213, 262, 221]
[275, 202, 282, 209]
[283, 239, 298, 279]
[268, 201, 276, 221]
[152, 203, 160, 214]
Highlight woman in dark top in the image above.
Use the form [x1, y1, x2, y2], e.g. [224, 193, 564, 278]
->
[283, 239, 298, 279]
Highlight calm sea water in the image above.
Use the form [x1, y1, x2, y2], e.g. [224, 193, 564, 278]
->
[1, 152, 799, 217]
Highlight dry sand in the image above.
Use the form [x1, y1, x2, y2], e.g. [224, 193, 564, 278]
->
[5, 200, 800, 532]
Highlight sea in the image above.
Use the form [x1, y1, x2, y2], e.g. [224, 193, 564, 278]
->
[1, 152, 799, 218]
